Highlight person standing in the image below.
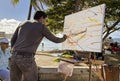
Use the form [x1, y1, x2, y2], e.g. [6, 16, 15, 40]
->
[0, 38, 11, 81]
[10, 11, 67, 81]
[104, 36, 114, 52]
[104, 37, 114, 47]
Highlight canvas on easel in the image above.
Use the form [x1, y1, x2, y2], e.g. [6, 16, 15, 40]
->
[62, 4, 105, 53]
[60, 4, 106, 81]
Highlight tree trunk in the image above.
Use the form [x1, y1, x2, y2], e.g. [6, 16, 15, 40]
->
[27, 0, 32, 20]
[103, 19, 120, 41]
[103, 32, 109, 41]
[74, 0, 80, 12]
[74, 0, 85, 12]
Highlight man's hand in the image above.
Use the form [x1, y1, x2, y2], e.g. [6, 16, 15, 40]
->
[63, 34, 68, 39]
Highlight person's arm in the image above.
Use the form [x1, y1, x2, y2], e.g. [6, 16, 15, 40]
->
[42, 25, 67, 43]
[11, 27, 20, 48]
[0, 51, 4, 68]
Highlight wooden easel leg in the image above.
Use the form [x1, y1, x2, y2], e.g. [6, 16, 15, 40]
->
[93, 52, 96, 61]
[88, 53, 92, 81]
[101, 65, 106, 81]
[63, 75, 68, 81]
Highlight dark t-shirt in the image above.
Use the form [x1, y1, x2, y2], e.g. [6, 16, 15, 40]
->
[11, 20, 66, 53]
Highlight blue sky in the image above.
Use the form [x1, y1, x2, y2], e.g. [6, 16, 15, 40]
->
[0, 1, 119, 38]
[0, 0, 32, 21]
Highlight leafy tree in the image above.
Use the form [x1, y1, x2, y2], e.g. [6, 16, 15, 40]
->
[85, 0, 120, 40]
[46, 0, 120, 40]
[11, 0, 120, 40]
[46, 0, 76, 34]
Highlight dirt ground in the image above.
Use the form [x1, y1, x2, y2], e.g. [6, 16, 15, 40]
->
[35, 52, 59, 67]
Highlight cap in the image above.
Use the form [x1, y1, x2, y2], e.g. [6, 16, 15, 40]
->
[0, 38, 9, 43]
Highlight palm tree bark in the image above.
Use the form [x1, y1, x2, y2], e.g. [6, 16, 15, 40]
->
[74, 0, 85, 12]
[74, 0, 80, 12]
[27, 0, 32, 20]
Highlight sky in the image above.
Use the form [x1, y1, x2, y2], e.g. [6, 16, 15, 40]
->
[0, 0, 45, 34]
[0, 0, 32, 34]
[0, 0, 32, 21]
[0, 0, 119, 38]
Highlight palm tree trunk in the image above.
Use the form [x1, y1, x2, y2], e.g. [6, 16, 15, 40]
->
[39, 0, 44, 10]
[74, 0, 85, 12]
[74, 0, 80, 12]
[27, 0, 32, 20]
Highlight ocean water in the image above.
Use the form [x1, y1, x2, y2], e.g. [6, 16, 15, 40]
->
[37, 38, 62, 51]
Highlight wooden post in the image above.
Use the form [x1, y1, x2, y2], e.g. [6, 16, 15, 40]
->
[88, 53, 92, 81]
[63, 75, 68, 81]
[93, 52, 96, 62]
[102, 65, 119, 81]
[74, 51, 93, 81]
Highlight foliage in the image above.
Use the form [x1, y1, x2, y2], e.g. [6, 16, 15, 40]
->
[54, 58, 60, 62]
[85, 0, 120, 40]
[11, 0, 120, 39]
[11, 0, 45, 10]
[46, 0, 76, 34]
[46, 0, 120, 39]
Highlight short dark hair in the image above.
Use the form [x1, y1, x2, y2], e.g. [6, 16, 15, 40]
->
[34, 11, 47, 20]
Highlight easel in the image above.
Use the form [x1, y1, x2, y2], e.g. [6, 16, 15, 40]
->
[60, 51, 93, 81]
[88, 52, 92, 81]
[74, 50, 94, 81]
[63, 75, 68, 81]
